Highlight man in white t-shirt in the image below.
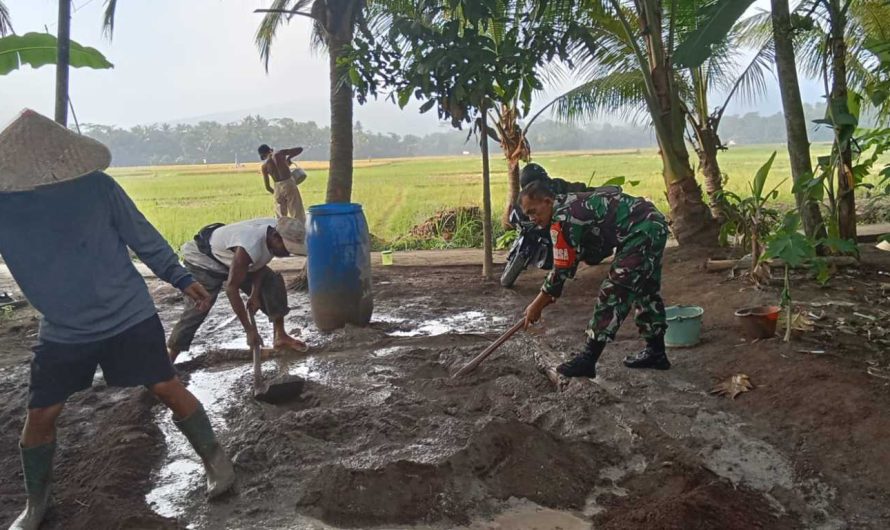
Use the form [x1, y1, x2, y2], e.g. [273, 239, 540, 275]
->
[168, 217, 308, 362]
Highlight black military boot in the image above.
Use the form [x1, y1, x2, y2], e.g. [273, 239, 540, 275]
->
[557, 339, 605, 378]
[623, 334, 671, 370]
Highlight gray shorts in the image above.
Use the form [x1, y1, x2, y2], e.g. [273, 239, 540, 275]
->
[167, 264, 289, 352]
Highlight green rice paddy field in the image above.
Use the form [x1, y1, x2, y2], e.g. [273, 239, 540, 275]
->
[111, 144, 880, 251]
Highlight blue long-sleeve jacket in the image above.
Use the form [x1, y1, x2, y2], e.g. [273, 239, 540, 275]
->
[0, 171, 193, 343]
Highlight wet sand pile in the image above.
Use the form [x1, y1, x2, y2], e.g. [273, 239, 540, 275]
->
[208, 329, 628, 527]
[0, 367, 175, 530]
[595, 464, 792, 530]
[155, 272, 807, 528]
[4, 248, 890, 528]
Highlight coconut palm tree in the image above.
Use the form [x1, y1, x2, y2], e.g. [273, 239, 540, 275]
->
[553, 1, 762, 243]
[555, 14, 774, 223]
[769, 0, 828, 241]
[255, 0, 365, 204]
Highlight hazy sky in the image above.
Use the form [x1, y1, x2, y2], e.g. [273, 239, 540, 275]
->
[3, 0, 823, 134]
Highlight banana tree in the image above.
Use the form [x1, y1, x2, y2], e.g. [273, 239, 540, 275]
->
[718, 151, 784, 285]
[0, 32, 112, 76]
[795, 0, 890, 241]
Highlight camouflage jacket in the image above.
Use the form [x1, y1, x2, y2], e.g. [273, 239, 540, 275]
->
[542, 189, 665, 297]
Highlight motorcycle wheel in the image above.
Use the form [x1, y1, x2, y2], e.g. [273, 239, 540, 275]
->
[500, 253, 529, 288]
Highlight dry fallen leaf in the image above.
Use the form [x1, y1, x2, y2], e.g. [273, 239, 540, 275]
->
[780, 309, 815, 332]
[710, 374, 754, 400]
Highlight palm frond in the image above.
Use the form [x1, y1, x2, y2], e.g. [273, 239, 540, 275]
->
[715, 41, 775, 124]
[102, 0, 117, 40]
[0, 0, 13, 37]
[702, 41, 742, 94]
[552, 70, 649, 124]
[569, 8, 641, 82]
[255, 0, 313, 72]
[855, 0, 890, 42]
[733, 8, 772, 50]
[795, 23, 829, 81]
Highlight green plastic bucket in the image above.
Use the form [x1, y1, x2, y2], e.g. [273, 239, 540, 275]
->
[664, 305, 704, 347]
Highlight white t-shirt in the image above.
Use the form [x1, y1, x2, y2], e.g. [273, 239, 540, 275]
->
[182, 218, 276, 274]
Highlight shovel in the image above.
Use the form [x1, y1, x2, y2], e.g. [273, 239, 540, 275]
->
[250, 312, 305, 404]
[452, 319, 525, 378]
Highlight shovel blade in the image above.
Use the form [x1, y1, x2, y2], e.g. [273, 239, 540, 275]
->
[254, 374, 306, 404]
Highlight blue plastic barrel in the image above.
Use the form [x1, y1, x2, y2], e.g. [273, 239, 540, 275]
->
[306, 203, 374, 331]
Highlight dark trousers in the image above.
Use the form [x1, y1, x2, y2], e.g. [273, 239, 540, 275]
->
[168, 263, 289, 352]
[30, 315, 175, 408]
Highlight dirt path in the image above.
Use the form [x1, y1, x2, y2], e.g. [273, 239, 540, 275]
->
[0, 246, 888, 529]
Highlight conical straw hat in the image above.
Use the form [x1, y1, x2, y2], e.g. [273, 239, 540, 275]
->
[0, 109, 111, 192]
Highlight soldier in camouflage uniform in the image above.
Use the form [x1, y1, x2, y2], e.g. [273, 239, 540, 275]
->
[519, 180, 671, 378]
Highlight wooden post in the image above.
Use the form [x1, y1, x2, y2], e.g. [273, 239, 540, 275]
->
[480, 101, 494, 279]
[55, 0, 71, 126]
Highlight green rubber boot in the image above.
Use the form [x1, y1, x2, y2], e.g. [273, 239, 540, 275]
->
[174, 405, 235, 499]
[9, 442, 55, 530]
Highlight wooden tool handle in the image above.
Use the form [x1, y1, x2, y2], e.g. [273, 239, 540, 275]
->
[452, 319, 525, 379]
[249, 313, 262, 388]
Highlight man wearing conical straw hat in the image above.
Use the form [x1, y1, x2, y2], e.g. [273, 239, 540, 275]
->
[0, 110, 236, 529]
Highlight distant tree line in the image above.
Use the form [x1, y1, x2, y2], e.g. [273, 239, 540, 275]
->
[84, 103, 838, 167]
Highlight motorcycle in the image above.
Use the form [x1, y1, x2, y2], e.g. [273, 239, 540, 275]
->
[500, 206, 553, 288]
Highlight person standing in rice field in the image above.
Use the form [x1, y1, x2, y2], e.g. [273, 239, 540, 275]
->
[258, 144, 307, 222]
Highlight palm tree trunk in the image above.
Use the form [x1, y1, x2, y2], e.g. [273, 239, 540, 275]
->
[828, 0, 856, 241]
[480, 102, 494, 279]
[639, 0, 717, 246]
[689, 68, 726, 221]
[502, 156, 520, 229]
[696, 127, 726, 221]
[663, 152, 717, 245]
[496, 104, 527, 229]
[326, 32, 354, 203]
[55, 0, 71, 126]
[770, 0, 827, 240]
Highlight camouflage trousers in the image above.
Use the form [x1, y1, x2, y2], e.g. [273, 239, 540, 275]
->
[586, 216, 669, 342]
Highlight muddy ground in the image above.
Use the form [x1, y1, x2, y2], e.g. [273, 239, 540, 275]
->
[1, 245, 889, 529]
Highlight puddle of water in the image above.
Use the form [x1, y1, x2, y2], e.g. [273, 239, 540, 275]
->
[146, 366, 248, 521]
[383, 310, 506, 337]
[372, 346, 409, 358]
[146, 350, 342, 522]
[583, 455, 645, 517]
